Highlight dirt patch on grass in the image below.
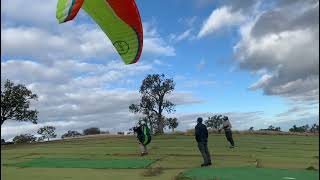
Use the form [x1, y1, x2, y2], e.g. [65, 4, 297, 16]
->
[173, 174, 191, 180]
[141, 167, 163, 177]
[10, 153, 41, 159]
[105, 153, 139, 156]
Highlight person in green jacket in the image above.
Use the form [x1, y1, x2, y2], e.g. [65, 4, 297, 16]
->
[133, 121, 152, 156]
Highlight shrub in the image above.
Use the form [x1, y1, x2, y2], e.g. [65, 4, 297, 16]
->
[184, 129, 195, 136]
[101, 131, 110, 134]
[306, 166, 317, 171]
[83, 127, 100, 135]
[61, 130, 82, 138]
[172, 131, 185, 135]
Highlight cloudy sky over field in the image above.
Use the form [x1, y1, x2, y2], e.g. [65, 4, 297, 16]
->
[1, 0, 319, 140]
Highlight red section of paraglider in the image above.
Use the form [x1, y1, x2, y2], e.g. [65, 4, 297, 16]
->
[106, 0, 143, 64]
[65, 0, 85, 22]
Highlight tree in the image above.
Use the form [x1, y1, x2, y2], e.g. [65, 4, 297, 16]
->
[129, 74, 175, 134]
[37, 126, 57, 141]
[266, 125, 281, 131]
[310, 124, 319, 133]
[13, 134, 36, 144]
[165, 117, 179, 132]
[61, 130, 82, 139]
[289, 124, 310, 133]
[129, 105, 157, 134]
[267, 125, 275, 130]
[83, 127, 100, 135]
[1, 79, 38, 126]
[205, 115, 223, 130]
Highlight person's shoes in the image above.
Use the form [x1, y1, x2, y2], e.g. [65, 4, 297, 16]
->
[140, 152, 148, 156]
[229, 145, 235, 148]
[201, 163, 206, 167]
[207, 162, 212, 166]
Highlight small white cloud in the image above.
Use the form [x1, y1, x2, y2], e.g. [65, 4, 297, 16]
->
[144, 38, 176, 56]
[249, 74, 272, 90]
[198, 6, 246, 38]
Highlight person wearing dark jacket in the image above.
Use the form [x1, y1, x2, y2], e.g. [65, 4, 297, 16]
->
[195, 117, 212, 167]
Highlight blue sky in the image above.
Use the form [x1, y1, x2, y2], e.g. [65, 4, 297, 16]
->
[1, 0, 319, 140]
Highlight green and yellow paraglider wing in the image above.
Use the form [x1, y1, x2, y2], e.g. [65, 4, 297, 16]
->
[56, 0, 84, 24]
[56, 0, 143, 64]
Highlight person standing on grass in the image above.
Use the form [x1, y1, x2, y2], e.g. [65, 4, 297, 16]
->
[219, 116, 235, 148]
[133, 121, 151, 156]
[195, 117, 212, 167]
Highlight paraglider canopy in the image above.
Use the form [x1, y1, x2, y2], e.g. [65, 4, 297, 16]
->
[56, 0, 143, 65]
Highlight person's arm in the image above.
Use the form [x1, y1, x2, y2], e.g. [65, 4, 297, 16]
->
[224, 121, 231, 129]
[195, 126, 200, 142]
[204, 126, 208, 138]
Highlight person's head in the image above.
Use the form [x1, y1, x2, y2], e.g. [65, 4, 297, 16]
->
[197, 117, 203, 124]
[140, 121, 146, 126]
[223, 116, 228, 121]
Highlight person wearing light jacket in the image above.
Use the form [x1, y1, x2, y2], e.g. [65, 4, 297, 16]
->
[219, 116, 235, 148]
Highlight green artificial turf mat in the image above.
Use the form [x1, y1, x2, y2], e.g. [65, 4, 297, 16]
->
[182, 167, 319, 180]
[14, 158, 155, 169]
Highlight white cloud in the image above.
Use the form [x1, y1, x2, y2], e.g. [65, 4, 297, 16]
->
[234, 1, 319, 103]
[1, 26, 115, 60]
[169, 29, 195, 43]
[0, 0, 179, 140]
[176, 29, 193, 42]
[1, 1, 176, 61]
[198, 6, 246, 38]
[1, 0, 57, 26]
[144, 38, 176, 56]
[1, 59, 201, 140]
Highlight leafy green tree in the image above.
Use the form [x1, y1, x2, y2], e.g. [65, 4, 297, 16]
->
[13, 134, 36, 144]
[310, 124, 319, 133]
[165, 117, 179, 132]
[129, 74, 175, 134]
[205, 115, 223, 130]
[130, 104, 157, 134]
[37, 126, 57, 141]
[1, 79, 38, 126]
[289, 124, 310, 133]
[267, 125, 281, 131]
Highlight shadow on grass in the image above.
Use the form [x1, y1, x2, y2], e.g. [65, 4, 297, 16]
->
[306, 166, 318, 171]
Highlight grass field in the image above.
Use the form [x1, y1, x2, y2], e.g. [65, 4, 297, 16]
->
[1, 134, 319, 180]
